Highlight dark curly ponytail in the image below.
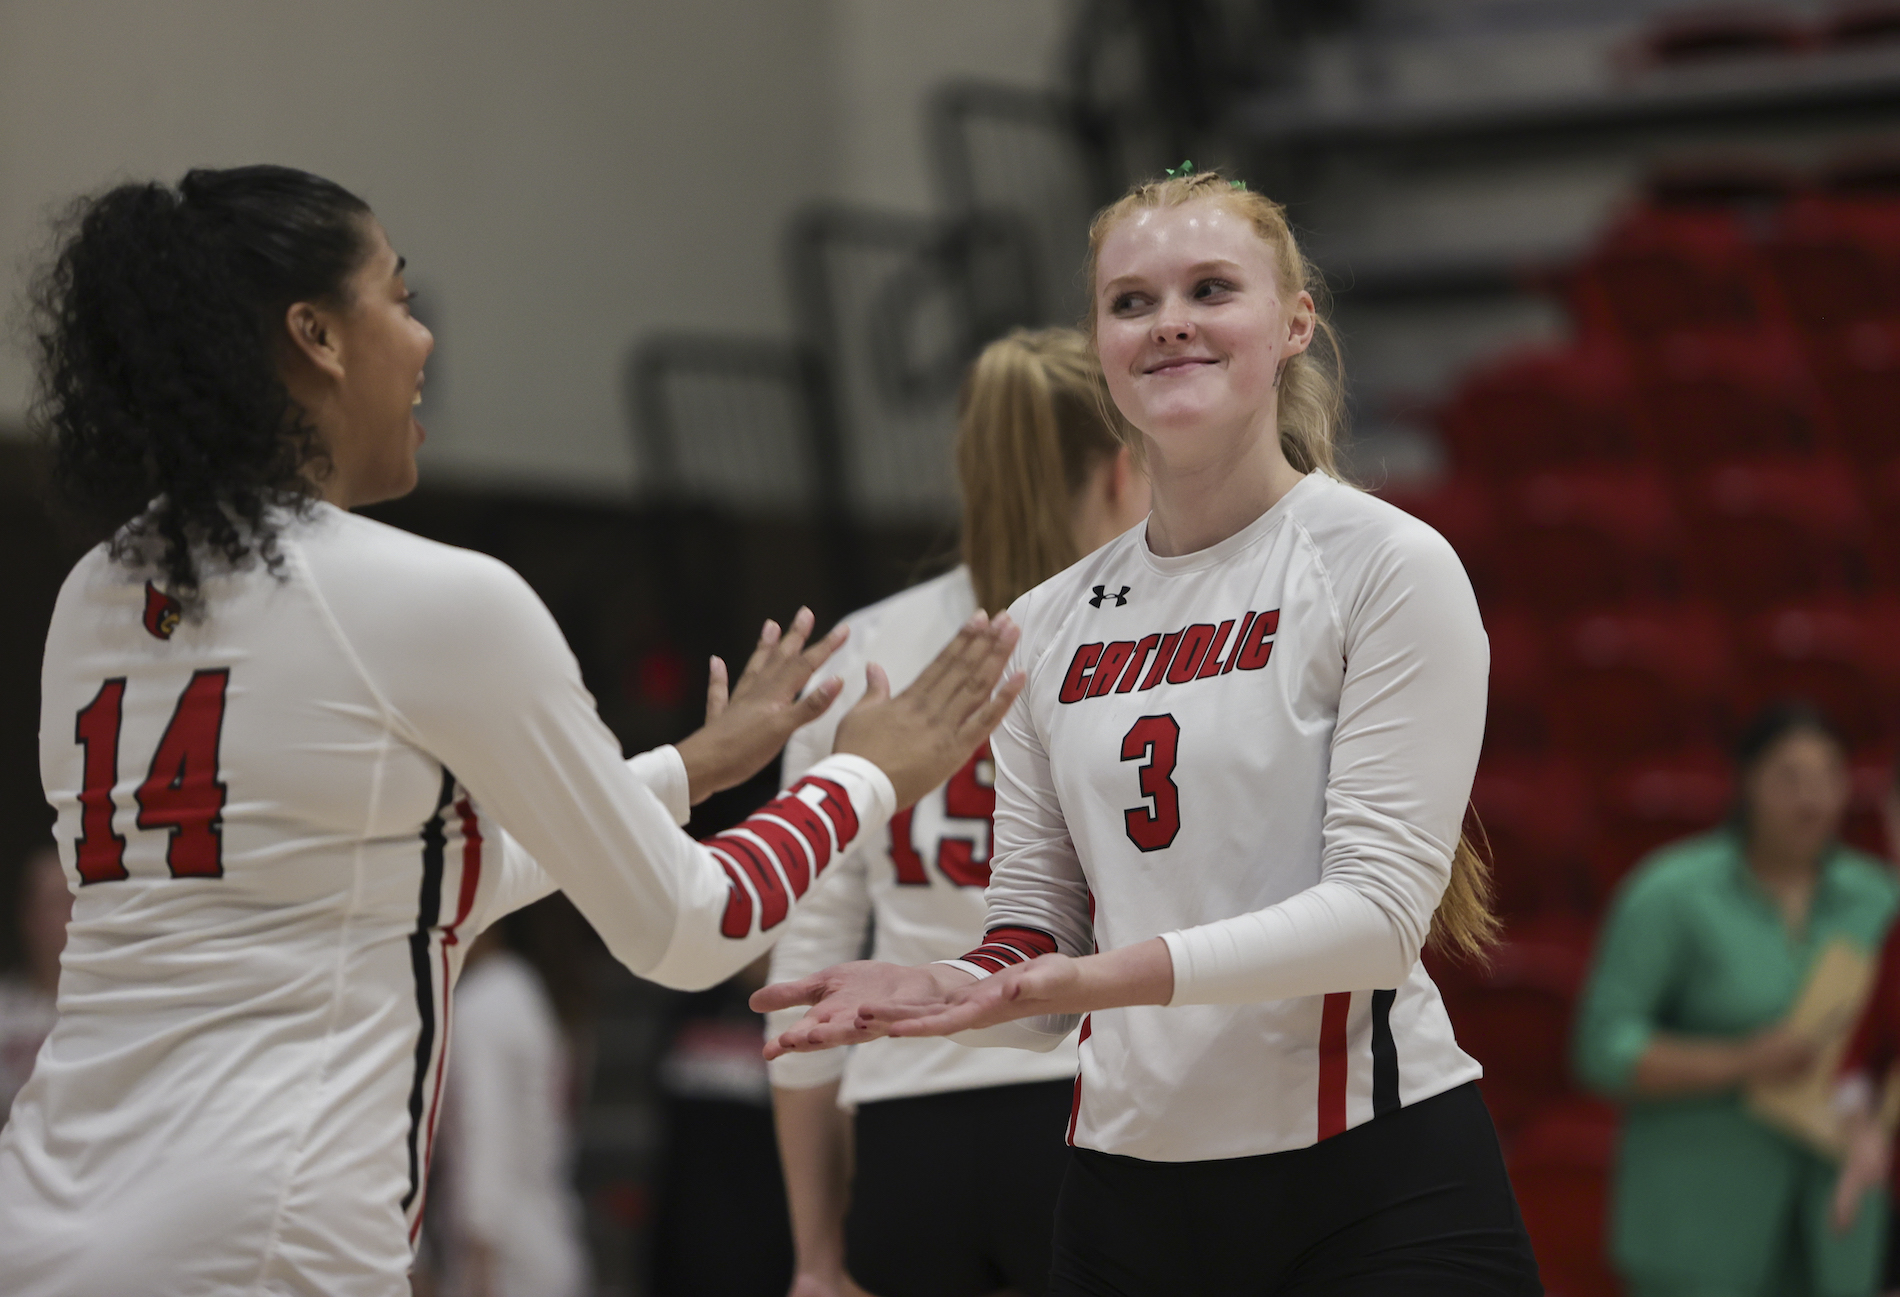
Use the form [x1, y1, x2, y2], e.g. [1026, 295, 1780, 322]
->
[30, 165, 373, 604]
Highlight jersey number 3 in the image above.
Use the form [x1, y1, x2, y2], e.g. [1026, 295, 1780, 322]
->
[73, 669, 231, 884]
[1121, 714, 1181, 852]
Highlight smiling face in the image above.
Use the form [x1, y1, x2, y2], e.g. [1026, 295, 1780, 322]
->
[326, 222, 433, 505]
[284, 218, 434, 509]
[1092, 197, 1315, 468]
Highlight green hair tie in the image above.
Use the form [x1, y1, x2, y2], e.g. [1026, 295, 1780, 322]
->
[1231, 179, 1248, 191]
[1165, 159, 1194, 178]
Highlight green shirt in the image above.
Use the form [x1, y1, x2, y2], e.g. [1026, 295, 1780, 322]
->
[1573, 831, 1898, 1295]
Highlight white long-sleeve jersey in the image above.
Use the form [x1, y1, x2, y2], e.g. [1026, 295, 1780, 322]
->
[0, 503, 892, 1297]
[961, 473, 1486, 1163]
[765, 569, 1077, 1105]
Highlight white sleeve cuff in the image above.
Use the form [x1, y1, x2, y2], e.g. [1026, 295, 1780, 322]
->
[801, 751, 897, 830]
[1160, 929, 1194, 1008]
[934, 959, 992, 981]
[627, 744, 691, 826]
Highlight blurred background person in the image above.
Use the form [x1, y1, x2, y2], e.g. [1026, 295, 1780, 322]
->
[1828, 760, 1900, 1297]
[650, 956, 795, 1297]
[1, 846, 67, 1127]
[766, 328, 1145, 1297]
[432, 900, 597, 1297]
[1576, 702, 1897, 1297]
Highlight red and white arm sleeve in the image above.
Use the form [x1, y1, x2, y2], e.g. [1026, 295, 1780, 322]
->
[356, 554, 894, 990]
[643, 754, 894, 989]
[1159, 525, 1488, 1005]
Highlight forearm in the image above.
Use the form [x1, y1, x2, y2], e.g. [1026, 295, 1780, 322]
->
[1160, 882, 1411, 1006]
[772, 1082, 854, 1277]
[1627, 1033, 1749, 1096]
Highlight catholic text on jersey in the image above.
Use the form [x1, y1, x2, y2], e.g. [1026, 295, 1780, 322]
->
[1056, 609, 1279, 703]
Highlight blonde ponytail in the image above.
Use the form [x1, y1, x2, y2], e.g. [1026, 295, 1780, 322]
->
[956, 329, 1126, 613]
[1431, 831, 1502, 962]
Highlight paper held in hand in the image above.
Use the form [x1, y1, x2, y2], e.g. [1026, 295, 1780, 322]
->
[1745, 936, 1899, 1159]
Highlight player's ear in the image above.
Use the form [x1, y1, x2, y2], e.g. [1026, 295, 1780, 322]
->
[284, 300, 346, 382]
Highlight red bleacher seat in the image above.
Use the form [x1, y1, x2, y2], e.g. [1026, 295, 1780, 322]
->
[1758, 194, 1900, 336]
[1740, 600, 1897, 749]
[1507, 1098, 1624, 1297]
[1572, 205, 1760, 341]
[1633, 330, 1822, 473]
[1495, 467, 1679, 612]
[1485, 609, 1553, 757]
[1680, 456, 1870, 609]
[1432, 927, 1592, 1138]
[1873, 462, 1900, 588]
[1439, 346, 1642, 476]
[1377, 474, 1500, 600]
[1470, 757, 1594, 918]
[1549, 604, 1736, 764]
[1590, 746, 1735, 899]
[1847, 750, 1897, 858]
[1810, 317, 1900, 471]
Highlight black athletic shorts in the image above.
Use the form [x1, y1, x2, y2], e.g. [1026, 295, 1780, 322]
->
[847, 1078, 1074, 1297]
[1049, 1082, 1543, 1297]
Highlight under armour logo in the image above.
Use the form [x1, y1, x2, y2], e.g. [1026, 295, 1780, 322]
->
[1089, 585, 1131, 608]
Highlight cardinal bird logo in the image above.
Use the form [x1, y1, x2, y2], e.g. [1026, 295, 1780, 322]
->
[143, 581, 181, 640]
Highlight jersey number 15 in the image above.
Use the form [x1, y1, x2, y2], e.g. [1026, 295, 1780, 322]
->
[73, 669, 231, 884]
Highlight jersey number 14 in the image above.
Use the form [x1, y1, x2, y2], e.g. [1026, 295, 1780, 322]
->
[73, 669, 231, 884]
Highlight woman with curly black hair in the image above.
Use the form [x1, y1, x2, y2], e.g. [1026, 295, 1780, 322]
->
[0, 165, 1023, 1297]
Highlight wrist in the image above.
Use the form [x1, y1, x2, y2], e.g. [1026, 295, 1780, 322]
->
[674, 731, 729, 805]
[1077, 938, 1174, 1011]
[929, 962, 980, 993]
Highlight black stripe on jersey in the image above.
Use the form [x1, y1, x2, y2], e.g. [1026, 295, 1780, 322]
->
[402, 769, 456, 1211]
[1370, 988, 1400, 1117]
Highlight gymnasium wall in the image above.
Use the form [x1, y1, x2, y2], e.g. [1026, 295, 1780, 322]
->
[0, 0, 1073, 493]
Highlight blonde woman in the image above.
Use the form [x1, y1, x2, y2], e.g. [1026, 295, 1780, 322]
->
[769, 329, 1149, 1297]
[759, 169, 1541, 1295]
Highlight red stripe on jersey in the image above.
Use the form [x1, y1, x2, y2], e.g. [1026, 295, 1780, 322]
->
[764, 794, 836, 878]
[1067, 1014, 1093, 1145]
[710, 833, 789, 930]
[741, 818, 814, 897]
[412, 797, 486, 1242]
[788, 775, 860, 852]
[1317, 991, 1351, 1141]
[710, 847, 757, 938]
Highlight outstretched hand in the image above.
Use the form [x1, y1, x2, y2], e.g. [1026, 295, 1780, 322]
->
[752, 939, 1174, 1057]
[832, 610, 1024, 808]
[862, 952, 1088, 1038]
[752, 960, 972, 1059]
[675, 608, 848, 805]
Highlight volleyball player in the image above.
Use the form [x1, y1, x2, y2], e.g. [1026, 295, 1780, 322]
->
[758, 168, 1543, 1295]
[0, 166, 1020, 1297]
[768, 329, 1149, 1297]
